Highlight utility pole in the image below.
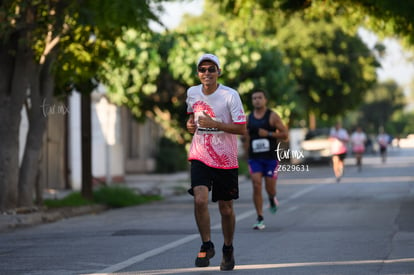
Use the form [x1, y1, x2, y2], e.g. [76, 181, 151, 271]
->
[81, 92, 93, 200]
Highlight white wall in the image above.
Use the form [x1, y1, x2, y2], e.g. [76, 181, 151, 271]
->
[289, 128, 307, 164]
[69, 91, 82, 190]
[92, 95, 124, 183]
[19, 107, 29, 166]
[17, 89, 125, 191]
[69, 90, 125, 190]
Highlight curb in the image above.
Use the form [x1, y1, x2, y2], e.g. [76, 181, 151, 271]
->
[0, 204, 108, 232]
[0, 174, 248, 233]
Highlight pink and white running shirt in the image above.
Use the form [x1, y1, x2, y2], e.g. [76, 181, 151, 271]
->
[186, 84, 246, 169]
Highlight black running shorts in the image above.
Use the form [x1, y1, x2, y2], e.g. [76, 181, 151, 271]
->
[188, 160, 239, 202]
[334, 153, 347, 161]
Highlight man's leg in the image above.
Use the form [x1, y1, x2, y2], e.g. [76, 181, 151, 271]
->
[218, 200, 235, 245]
[265, 176, 276, 198]
[251, 172, 263, 217]
[332, 155, 340, 177]
[193, 185, 215, 267]
[193, 185, 211, 242]
[265, 176, 278, 213]
[218, 200, 235, 271]
[338, 158, 344, 176]
[356, 153, 362, 171]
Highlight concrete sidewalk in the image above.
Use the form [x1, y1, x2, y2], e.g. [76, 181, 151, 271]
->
[125, 171, 190, 197]
[0, 172, 191, 232]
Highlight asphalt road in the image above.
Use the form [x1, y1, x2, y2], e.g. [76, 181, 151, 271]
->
[1, 147, 413, 275]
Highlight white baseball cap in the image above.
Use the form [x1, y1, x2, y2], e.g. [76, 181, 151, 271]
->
[197, 53, 221, 69]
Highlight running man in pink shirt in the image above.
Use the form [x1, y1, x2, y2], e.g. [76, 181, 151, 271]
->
[186, 53, 246, 271]
[351, 126, 367, 171]
[330, 122, 349, 182]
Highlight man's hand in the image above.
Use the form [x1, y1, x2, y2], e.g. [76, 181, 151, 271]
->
[198, 111, 218, 129]
[258, 128, 269, 137]
[187, 115, 197, 134]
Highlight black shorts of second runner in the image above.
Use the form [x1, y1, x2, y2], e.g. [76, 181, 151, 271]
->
[188, 160, 239, 202]
[333, 153, 347, 161]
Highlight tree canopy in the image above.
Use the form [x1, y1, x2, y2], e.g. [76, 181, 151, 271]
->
[98, 0, 382, 133]
[276, 15, 378, 125]
[178, 0, 379, 128]
[0, 0, 167, 210]
[358, 80, 406, 133]
[219, 0, 414, 49]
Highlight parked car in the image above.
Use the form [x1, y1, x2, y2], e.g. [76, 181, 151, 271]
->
[300, 128, 332, 163]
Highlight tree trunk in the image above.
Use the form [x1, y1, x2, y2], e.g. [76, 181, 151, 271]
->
[309, 111, 317, 130]
[0, 100, 20, 211]
[18, 55, 55, 207]
[35, 149, 44, 206]
[0, 33, 33, 211]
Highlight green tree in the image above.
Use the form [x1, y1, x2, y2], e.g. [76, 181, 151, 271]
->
[391, 112, 414, 137]
[190, 1, 379, 128]
[97, 29, 191, 144]
[220, 0, 414, 49]
[275, 15, 378, 128]
[0, 0, 165, 211]
[97, 6, 299, 145]
[170, 2, 301, 123]
[172, 21, 300, 121]
[358, 80, 406, 133]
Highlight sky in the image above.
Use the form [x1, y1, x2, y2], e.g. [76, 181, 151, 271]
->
[149, 0, 203, 32]
[151, 0, 414, 108]
[358, 28, 414, 89]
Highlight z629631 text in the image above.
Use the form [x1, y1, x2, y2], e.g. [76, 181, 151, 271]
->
[276, 164, 309, 172]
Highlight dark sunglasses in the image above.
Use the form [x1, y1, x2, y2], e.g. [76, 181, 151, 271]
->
[198, 66, 217, 73]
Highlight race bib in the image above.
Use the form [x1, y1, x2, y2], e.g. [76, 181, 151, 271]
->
[252, 138, 270, 153]
[197, 116, 223, 134]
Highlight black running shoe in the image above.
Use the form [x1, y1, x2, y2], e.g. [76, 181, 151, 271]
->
[195, 242, 215, 267]
[220, 245, 235, 271]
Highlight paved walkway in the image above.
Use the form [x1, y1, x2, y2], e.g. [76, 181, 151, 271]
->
[0, 172, 192, 232]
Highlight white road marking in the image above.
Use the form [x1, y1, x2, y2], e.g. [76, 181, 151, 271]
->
[286, 185, 319, 201]
[86, 184, 319, 275]
[116, 258, 414, 274]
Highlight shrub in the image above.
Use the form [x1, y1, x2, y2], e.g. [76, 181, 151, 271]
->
[44, 186, 162, 208]
[93, 186, 161, 208]
[43, 192, 94, 208]
[155, 137, 188, 173]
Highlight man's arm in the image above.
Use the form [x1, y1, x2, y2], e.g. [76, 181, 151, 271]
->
[186, 114, 196, 134]
[217, 123, 247, 135]
[268, 111, 289, 142]
[241, 115, 250, 156]
[198, 111, 247, 135]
